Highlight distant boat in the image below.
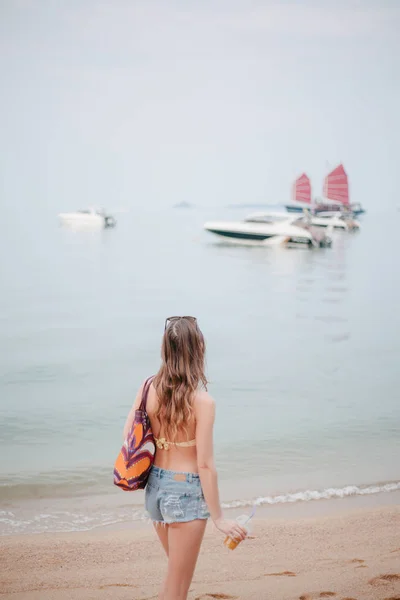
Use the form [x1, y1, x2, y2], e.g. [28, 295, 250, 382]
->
[174, 201, 193, 209]
[301, 210, 361, 231]
[315, 164, 366, 216]
[58, 208, 116, 228]
[285, 173, 312, 213]
[204, 211, 332, 248]
[323, 163, 349, 205]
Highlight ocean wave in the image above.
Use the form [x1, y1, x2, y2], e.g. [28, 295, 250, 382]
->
[0, 508, 147, 536]
[1, 480, 399, 536]
[221, 481, 400, 508]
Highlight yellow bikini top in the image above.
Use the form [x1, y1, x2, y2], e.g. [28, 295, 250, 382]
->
[154, 437, 196, 451]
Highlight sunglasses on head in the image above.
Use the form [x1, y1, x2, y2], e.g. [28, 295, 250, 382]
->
[164, 316, 197, 331]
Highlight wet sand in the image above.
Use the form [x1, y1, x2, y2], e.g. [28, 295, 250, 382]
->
[1, 505, 399, 600]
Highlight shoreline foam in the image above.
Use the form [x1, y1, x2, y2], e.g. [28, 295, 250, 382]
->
[1, 481, 400, 537]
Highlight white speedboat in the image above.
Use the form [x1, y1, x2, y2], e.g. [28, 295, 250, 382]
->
[302, 211, 360, 231]
[314, 202, 366, 217]
[204, 212, 332, 247]
[58, 208, 116, 228]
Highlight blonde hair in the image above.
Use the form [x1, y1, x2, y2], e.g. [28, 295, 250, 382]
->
[154, 317, 207, 440]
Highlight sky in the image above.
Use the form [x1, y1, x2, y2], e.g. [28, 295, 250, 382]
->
[1, 0, 399, 213]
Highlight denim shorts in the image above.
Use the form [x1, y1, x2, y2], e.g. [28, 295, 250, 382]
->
[145, 466, 210, 524]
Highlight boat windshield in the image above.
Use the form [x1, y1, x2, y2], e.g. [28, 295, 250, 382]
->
[245, 214, 290, 224]
[77, 208, 105, 216]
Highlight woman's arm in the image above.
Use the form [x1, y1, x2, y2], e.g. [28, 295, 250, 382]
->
[122, 382, 144, 440]
[195, 391, 246, 541]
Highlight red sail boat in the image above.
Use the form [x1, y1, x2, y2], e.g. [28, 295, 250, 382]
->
[316, 163, 365, 215]
[323, 164, 349, 206]
[285, 173, 312, 213]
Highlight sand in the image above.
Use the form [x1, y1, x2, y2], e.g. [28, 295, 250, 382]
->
[1, 505, 399, 600]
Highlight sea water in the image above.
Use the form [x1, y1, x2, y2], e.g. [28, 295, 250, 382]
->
[0, 206, 399, 535]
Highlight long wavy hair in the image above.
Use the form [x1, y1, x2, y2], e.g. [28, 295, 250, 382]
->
[153, 317, 207, 440]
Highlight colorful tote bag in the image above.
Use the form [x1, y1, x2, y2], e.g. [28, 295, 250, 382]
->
[114, 377, 155, 491]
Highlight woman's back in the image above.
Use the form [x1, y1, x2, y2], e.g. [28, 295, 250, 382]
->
[146, 383, 199, 473]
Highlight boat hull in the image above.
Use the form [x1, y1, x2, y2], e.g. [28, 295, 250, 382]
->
[58, 213, 116, 229]
[284, 204, 309, 213]
[204, 220, 316, 247]
[314, 204, 365, 217]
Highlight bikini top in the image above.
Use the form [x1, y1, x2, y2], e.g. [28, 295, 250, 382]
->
[154, 437, 196, 451]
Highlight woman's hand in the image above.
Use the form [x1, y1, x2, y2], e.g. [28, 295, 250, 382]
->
[213, 517, 247, 541]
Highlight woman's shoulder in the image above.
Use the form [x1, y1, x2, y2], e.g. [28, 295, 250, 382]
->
[193, 389, 215, 411]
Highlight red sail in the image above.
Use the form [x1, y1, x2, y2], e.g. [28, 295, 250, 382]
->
[292, 173, 311, 204]
[323, 164, 349, 205]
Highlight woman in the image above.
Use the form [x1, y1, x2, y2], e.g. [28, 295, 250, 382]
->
[123, 316, 247, 600]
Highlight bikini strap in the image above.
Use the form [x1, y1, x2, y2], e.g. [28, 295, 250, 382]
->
[139, 376, 154, 412]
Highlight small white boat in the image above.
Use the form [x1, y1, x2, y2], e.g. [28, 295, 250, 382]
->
[204, 212, 332, 248]
[314, 202, 366, 217]
[302, 211, 360, 231]
[58, 208, 116, 228]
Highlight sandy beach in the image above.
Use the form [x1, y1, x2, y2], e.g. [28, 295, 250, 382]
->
[1, 505, 399, 600]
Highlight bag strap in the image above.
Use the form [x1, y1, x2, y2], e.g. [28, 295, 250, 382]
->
[139, 376, 154, 412]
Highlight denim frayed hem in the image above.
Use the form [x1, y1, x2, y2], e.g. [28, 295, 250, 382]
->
[151, 516, 209, 526]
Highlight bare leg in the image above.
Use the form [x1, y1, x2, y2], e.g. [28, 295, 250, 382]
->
[163, 519, 207, 600]
[153, 523, 169, 600]
[154, 522, 169, 556]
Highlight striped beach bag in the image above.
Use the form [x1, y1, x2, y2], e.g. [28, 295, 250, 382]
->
[114, 377, 156, 491]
